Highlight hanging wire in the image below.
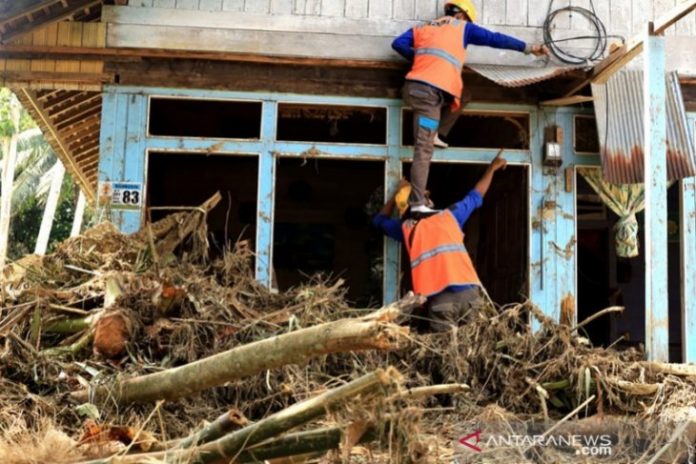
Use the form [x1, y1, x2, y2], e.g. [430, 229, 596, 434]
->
[543, 0, 625, 65]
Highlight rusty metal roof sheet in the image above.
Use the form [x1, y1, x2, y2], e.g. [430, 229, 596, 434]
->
[466, 64, 583, 88]
[591, 70, 696, 184]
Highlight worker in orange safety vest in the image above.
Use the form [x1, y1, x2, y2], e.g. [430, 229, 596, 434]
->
[392, 0, 548, 214]
[373, 151, 508, 332]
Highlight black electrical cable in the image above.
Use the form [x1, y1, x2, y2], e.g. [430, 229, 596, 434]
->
[542, 0, 624, 65]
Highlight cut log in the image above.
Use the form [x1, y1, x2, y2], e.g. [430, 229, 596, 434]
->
[81, 369, 398, 464]
[71, 295, 420, 405]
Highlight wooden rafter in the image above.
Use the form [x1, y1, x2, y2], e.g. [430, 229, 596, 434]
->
[48, 93, 100, 117]
[55, 104, 101, 130]
[15, 88, 98, 202]
[0, 0, 103, 43]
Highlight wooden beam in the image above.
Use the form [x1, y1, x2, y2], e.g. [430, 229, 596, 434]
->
[0, 43, 406, 70]
[75, 148, 98, 163]
[60, 114, 100, 137]
[541, 95, 595, 106]
[55, 105, 101, 131]
[37, 89, 64, 101]
[643, 31, 669, 362]
[63, 122, 99, 144]
[42, 90, 81, 108]
[69, 136, 99, 153]
[47, 93, 100, 117]
[0, 70, 113, 85]
[43, 90, 88, 110]
[682, 175, 696, 363]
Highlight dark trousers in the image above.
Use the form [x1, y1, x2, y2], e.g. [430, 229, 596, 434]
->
[403, 80, 472, 206]
[428, 286, 484, 332]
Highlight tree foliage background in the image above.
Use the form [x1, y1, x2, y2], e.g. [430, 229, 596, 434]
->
[0, 88, 85, 260]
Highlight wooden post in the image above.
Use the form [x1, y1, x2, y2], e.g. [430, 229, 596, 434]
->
[0, 136, 18, 268]
[643, 25, 669, 362]
[34, 162, 65, 255]
[70, 189, 86, 237]
[681, 175, 696, 363]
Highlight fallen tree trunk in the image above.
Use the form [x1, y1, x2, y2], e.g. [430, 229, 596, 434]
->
[71, 295, 419, 405]
[81, 368, 398, 464]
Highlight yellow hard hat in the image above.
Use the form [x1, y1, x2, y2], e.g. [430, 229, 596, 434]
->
[445, 0, 478, 22]
[394, 183, 412, 217]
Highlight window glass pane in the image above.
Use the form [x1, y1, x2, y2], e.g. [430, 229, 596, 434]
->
[277, 104, 387, 144]
[149, 98, 262, 139]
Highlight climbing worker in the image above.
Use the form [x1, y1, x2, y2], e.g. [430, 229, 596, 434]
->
[373, 151, 508, 332]
[392, 0, 548, 213]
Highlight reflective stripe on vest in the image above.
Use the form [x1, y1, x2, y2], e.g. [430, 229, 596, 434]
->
[405, 17, 468, 110]
[413, 48, 463, 70]
[402, 210, 480, 297]
[411, 243, 467, 269]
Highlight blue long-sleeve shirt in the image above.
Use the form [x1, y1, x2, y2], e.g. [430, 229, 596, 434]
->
[391, 22, 526, 62]
[372, 189, 483, 295]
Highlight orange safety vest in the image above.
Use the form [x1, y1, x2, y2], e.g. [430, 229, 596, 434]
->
[402, 210, 480, 297]
[405, 17, 468, 110]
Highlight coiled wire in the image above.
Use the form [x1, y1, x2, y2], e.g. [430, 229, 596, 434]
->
[543, 0, 624, 65]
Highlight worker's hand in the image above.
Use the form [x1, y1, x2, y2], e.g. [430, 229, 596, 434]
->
[490, 150, 507, 172]
[529, 44, 550, 57]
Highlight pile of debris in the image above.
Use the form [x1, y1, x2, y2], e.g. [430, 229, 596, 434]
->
[1, 193, 695, 463]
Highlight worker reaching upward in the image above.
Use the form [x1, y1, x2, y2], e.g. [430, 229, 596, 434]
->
[373, 151, 508, 332]
[393, 0, 548, 213]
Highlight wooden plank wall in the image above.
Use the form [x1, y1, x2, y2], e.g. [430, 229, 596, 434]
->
[127, 0, 696, 36]
[0, 22, 106, 91]
[108, 0, 696, 68]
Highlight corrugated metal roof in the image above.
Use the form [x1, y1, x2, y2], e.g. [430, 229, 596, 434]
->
[466, 64, 583, 88]
[592, 70, 696, 184]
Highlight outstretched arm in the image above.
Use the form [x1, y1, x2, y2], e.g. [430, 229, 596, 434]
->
[474, 150, 507, 198]
[465, 23, 549, 56]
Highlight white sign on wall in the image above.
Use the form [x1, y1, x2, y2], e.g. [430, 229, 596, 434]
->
[98, 181, 143, 210]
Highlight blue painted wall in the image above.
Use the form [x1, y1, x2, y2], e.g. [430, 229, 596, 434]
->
[97, 85, 603, 322]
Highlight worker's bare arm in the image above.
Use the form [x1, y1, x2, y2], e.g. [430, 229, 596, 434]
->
[474, 150, 507, 197]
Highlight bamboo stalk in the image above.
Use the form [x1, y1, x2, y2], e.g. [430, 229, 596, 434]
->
[40, 328, 95, 357]
[71, 297, 417, 405]
[44, 316, 92, 334]
[395, 383, 469, 400]
[81, 369, 398, 464]
[179, 409, 250, 449]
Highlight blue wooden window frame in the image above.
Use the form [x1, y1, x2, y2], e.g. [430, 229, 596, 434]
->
[99, 85, 603, 315]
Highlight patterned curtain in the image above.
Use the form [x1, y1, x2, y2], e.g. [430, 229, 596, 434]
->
[577, 167, 645, 258]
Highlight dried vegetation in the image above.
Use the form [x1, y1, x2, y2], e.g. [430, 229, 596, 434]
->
[1, 194, 695, 463]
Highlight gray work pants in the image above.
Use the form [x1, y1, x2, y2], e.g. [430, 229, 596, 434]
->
[428, 286, 485, 332]
[403, 80, 472, 206]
